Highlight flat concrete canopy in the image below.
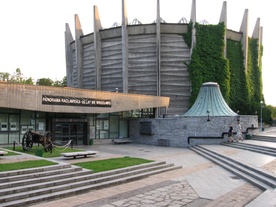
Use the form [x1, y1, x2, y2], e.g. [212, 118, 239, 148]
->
[0, 82, 169, 114]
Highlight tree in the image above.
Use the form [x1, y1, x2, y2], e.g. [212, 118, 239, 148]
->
[9, 68, 24, 83]
[36, 78, 53, 86]
[265, 105, 276, 122]
[0, 72, 10, 81]
[53, 76, 67, 87]
[2, 68, 34, 84]
[24, 77, 34, 85]
[1, 69, 66, 87]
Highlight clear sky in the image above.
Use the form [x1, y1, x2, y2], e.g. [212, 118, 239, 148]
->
[0, 0, 275, 106]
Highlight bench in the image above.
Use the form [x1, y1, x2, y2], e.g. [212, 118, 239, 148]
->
[61, 151, 97, 159]
[0, 151, 8, 156]
[112, 139, 132, 144]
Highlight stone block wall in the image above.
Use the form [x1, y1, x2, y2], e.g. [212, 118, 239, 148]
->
[129, 115, 258, 148]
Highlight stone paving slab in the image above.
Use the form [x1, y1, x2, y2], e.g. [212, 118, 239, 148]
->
[98, 180, 199, 207]
[201, 143, 276, 168]
[3, 130, 276, 207]
[246, 189, 276, 207]
[204, 183, 263, 207]
[29, 142, 273, 207]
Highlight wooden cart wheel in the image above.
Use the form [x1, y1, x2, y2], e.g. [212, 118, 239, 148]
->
[45, 131, 53, 140]
[22, 131, 33, 151]
[44, 131, 53, 153]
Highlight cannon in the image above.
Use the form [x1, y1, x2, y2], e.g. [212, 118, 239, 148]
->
[22, 130, 53, 152]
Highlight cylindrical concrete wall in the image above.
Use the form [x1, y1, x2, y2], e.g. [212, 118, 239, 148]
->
[65, 0, 260, 117]
[66, 24, 191, 116]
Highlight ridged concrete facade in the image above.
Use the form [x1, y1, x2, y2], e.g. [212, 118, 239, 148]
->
[65, 0, 262, 117]
[0, 82, 169, 114]
[66, 25, 190, 116]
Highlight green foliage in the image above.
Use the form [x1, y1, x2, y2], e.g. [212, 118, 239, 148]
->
[183, 22, 193, 48]
[262, 105, 273, 125]
[75, 157, 153, 173]
[226, 38, 269, 120]
[0, 68, 66, 87]
[8, 68, 25, 83]
[24, 77, 34, 84]
[0, 72, 10, 81]
[0, 160, 56, 172]
[226, 39, 249, 114]
[247, 39, 263, 103]
[5, 145, 83, 158]
[36, 78, 54, 86]
[0, 155, 153, 173]
[0, 149, 19, 156]
[266, 105, 276, 120]
[183, 22, 276, 124]
[0, 68, 34, 84]
[53, 76, 67, 87]
[185, 22, 230, 105]
[36, 76, 67, 87]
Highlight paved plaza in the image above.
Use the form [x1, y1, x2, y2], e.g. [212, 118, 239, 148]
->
[2, 128, 276, 207]
[27, 127, 276, 207]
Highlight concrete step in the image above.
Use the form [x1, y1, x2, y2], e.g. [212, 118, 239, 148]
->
[190, 145, 276, 190]
[195, 145, 276, 183]
[221, 142, 276, 157]
[250, 136, 276, 143]
[246, 188, 276, 207]
[0, 163, 72, 178]
[0, 161, 181, 207]
[0, 162, 174, 197]
[0, 165, 84, 185]
[0, 169, 92, 195]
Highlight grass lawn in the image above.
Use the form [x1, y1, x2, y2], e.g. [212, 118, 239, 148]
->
[75, 157, 153, 173]
[1, 146, 154, 173]
[0, 149, 19, 156]
[4, 146, 84, 158]
[0, 156, 153, 173]
[0, 160, 57, 172]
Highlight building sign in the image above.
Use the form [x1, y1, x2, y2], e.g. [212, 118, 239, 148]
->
[42, 95, 111, 107]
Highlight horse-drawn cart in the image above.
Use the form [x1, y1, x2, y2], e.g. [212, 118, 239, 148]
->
[22, 130, 53, 152]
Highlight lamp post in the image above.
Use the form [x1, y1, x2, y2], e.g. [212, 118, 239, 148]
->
[260, 101, 263, 131]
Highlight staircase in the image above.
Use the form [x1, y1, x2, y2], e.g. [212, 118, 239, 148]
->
[189, 145, 276, 191]
[0, 161, 181, 207]
[250, 135, 276, 143]
[221, 142, 276, 157]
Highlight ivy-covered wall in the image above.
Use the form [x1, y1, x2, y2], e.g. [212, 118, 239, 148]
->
[227, 39, 249, 114]
[247, 38, 263, 106]
[183, 22, 230, 106]
[183, 22, 265, 119]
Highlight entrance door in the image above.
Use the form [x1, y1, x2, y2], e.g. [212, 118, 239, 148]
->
[70, 124, 77, 144]
[53, 123, 86, 145]
[77, 123, 84, 144]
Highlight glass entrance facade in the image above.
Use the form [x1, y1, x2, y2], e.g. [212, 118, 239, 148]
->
[0, 109, 133, 145]
[0, 109, 47, 145]
[95, 113, 128, 139]
[0, 112, 20, 144]
[53, 122, 86, 146]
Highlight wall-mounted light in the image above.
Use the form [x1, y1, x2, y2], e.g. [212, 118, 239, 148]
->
[207, 110, 210, 122]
